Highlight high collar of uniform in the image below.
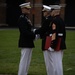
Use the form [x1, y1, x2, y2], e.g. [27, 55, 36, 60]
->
[23, 13, 27, 16]
[53, 15, 60, 18]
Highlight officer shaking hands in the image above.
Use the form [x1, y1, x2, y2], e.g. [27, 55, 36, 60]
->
[17, 2, 35, 75]
[34, 4, 66, 75]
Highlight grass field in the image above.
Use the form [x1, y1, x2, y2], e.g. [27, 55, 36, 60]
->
[0, 29, 75, 75]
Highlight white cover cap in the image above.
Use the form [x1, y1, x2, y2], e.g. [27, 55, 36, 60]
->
[42, 5, 51, 11]
[49, 5, 62, 10]
[19, 2, 31, 8]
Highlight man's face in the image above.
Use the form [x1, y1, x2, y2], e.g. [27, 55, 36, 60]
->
[22, 7, 31, 14]
[43, 11, 48, 17]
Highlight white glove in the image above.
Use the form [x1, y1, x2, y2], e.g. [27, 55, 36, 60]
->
[49, 34, 52, 36]
[48, 47, 54, 51]
[35, 34, 40, 40]
[32, 29, 36, 33]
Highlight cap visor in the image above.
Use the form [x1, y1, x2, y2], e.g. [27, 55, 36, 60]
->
[26, 6, 31, 8]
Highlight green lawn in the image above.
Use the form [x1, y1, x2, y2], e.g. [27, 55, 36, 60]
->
[0, 29, 75, 75]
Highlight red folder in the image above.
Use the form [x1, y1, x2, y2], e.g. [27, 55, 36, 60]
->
[44, 36, 52, 50]
[45, 36, 62, 51]
[55, 38, 61, 51]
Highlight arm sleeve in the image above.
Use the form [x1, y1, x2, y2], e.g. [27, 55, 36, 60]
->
[35, 19, 50, 38]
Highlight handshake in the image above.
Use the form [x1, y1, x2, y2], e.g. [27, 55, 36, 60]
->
[32, 28, 40, 40]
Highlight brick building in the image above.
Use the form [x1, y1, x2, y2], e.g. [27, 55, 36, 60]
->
[0, 0, 75, 27]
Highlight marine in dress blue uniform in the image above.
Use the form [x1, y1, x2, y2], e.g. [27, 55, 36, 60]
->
[35, 5, 53, 50]
[17, 2, 35, 75]
[35, 5, 66, 75]
[43, 5, 66, 75]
